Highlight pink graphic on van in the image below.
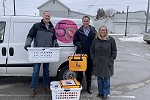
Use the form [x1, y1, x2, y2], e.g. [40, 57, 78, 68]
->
[55, 20, 78, 43]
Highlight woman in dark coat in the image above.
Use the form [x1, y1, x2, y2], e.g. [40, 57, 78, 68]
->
[90, 26, 117, 100]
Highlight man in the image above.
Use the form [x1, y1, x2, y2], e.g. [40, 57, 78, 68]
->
[73, 16, 96, 94]
[24, 11, 58, 98]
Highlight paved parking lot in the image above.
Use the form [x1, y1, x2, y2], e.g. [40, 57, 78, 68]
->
[0, 75, 150, 100]
[0, 35, 150, 100]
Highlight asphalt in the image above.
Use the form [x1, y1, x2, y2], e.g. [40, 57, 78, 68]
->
[0, 35, 150, 100]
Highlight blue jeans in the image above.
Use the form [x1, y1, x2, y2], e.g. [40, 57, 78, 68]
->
[31, 63, 50, 90]
[97, 77, 110, 95]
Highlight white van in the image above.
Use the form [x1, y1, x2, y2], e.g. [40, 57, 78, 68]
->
[0, 16, 90, 79]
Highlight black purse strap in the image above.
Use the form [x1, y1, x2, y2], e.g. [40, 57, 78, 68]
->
[72, 49, 82, 61]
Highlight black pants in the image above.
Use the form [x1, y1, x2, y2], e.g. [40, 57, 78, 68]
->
[76, 58, 93, 88]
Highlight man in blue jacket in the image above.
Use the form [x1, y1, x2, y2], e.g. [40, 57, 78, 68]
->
[73, 16, 96, 94]
[24, 11, 58, 98]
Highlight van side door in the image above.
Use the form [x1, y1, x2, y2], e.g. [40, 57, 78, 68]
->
[6, 19, 35, 75]
[0, 21, 8, 74]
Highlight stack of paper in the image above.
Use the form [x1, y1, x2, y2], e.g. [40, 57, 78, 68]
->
[60, 79, 81, 88]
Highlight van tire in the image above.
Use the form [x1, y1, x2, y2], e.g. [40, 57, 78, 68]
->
[58, 65, 77, 80]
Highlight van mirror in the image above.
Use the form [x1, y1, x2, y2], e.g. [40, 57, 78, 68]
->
[0, 21, 6, 43]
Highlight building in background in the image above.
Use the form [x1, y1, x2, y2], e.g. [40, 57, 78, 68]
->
[94, 18, 113, 33]
[37, 0, 95, 19]
[94, 11, 149, 34]
[37, 0, 149, 34]
[113, 11, 146, 34]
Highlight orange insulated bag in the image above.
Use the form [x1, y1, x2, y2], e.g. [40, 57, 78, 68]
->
[68, 54, 87, 71]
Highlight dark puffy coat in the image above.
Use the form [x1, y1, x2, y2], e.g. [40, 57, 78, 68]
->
[90, 36, 117, 77]
[73, 25, 96, 56]
[25, 19, 58, 47]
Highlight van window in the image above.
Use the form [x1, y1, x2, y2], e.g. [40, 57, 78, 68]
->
[0, 21, 6, 43]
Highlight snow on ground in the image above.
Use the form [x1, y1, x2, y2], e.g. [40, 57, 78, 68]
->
[119, 36, 144, 43]
[116, 34, 145, 43]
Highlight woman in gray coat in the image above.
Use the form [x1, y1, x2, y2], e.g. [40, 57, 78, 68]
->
[90, 26, 117, 100]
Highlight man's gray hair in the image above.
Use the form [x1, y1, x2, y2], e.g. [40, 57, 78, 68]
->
[43, 10, 51, 15]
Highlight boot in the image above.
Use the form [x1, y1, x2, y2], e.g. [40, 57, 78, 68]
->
[86, 80, 93, 94]
[45, 86, 51, 93]
[86, 87, 93, 94]
[101, 95, 108, 100]
[30, 89, 36, 98]
[97, 94, 103, 98]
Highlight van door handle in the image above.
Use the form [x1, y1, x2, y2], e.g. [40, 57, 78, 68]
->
[2, 47, 6, 56]
[9, 47, 14, 56]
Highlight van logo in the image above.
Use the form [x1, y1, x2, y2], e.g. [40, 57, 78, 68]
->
[55, 20, 78, 43]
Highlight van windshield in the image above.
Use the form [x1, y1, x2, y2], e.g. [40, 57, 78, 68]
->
[0, 21, 6, 43]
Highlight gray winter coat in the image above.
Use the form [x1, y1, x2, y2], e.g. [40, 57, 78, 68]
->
[90, 36, 117, 77]
[25, 19, 58, 47]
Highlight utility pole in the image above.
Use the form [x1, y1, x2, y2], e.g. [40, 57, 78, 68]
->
[3, 0, 5, 16]
[125, 6, 129, 36]
[13, 0, 16, 15]
[145, 0, 150, 32]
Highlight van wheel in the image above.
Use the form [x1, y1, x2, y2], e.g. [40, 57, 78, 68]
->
[59, 65, 77, 80]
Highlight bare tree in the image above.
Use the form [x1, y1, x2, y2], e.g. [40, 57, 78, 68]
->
[105, 9, 116, 17]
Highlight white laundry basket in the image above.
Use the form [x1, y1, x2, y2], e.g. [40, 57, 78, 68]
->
[27, 47, 61, 63]
[50, 81, 82, 100]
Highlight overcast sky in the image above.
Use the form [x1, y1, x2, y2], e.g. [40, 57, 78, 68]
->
[0, 0, 148, 16]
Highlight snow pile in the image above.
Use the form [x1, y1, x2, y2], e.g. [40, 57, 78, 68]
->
[119, 35, 145, 43]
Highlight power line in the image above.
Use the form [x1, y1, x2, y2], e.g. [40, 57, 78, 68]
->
[16, 0, 43, 3]
[2, 0, 146, 6]
[6, 0, 147, 6]
[1, 0, 147, 16]
[69, 1, 147, 14]
[66, 3, 144, 6]
[5, 6, 14, 12]
[66, 2, 147, 6]
[80, 0, 98, 12]
[0, 10, 4, 15]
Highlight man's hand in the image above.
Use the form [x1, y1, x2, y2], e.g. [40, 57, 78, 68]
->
[24, 45, 31, 51]
[54, 44, 59, 47]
